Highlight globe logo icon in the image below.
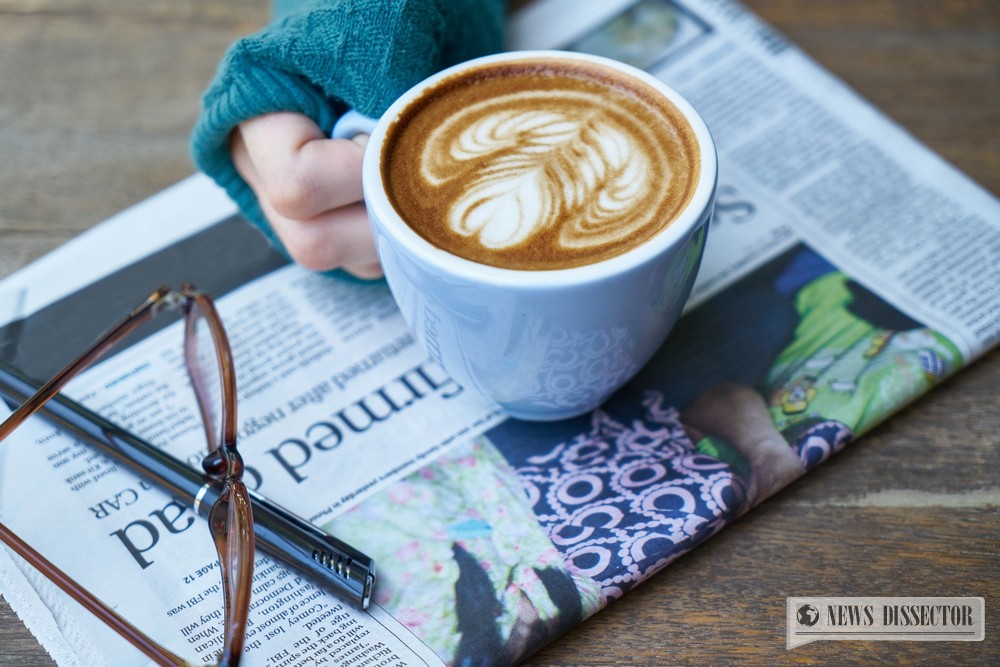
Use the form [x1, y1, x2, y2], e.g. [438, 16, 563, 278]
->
[797, 604, 820, 627]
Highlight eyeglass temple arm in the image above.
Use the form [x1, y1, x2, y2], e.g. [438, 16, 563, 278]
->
[0, 287, 166, 442]
[0, 522, 190, 665]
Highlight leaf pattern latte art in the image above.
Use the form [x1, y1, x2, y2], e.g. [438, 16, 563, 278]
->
[421, 91, 666, 252]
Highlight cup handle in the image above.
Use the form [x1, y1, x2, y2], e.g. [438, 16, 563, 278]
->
[332, 109, 379, 140]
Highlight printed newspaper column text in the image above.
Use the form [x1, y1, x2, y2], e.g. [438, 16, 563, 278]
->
[173, 557, 413, 665]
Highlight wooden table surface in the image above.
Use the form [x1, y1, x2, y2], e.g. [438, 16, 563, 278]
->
[1, 1, 997, 665]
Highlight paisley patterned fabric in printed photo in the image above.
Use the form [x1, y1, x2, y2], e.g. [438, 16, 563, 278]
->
[500, 393, 745, 599]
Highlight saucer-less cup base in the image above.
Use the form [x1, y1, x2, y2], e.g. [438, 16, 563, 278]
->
[343, 51, 718, 421]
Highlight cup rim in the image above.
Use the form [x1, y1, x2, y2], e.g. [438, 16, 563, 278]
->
[362, 49, 718, 289]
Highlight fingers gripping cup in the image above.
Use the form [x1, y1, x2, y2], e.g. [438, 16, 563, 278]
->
[334, 51, 717, 421]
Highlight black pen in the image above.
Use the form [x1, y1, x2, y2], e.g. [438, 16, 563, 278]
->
[0, 362, 375, 609]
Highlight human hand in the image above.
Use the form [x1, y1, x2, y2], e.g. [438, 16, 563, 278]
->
[231, 112, 383, 279]
[682, 381, 804, 508]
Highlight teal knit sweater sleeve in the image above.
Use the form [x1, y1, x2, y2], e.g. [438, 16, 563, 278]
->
[190, 0, 507, 261]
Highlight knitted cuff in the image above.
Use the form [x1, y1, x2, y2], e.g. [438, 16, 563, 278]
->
[191, 61, 340, 256]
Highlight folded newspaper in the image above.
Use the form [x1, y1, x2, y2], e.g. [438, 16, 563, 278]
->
[1, 0, 997, 665]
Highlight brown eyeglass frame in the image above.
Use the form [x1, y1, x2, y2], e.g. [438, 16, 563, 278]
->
[0, 284, 253, 667]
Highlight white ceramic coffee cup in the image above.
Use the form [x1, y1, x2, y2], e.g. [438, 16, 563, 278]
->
[334, 50, 717, 421]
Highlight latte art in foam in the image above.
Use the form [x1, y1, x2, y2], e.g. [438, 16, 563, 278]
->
[382, 59, 700, 270]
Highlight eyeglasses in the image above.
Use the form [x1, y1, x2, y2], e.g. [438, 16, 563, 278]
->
[0, 284, 253, 666]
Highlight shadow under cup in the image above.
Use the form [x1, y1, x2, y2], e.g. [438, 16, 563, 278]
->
[358, 50, 718, 421]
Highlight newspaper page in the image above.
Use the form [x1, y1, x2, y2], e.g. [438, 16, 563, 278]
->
[1, 0, 998, 665]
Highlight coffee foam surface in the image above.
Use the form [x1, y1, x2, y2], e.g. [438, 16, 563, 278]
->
[383, 60, 699, 270]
